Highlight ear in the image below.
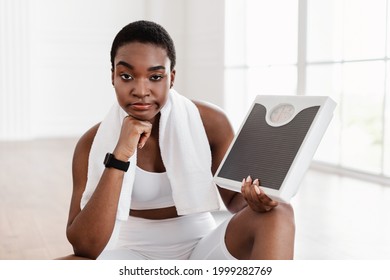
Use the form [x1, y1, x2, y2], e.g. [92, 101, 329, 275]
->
[111, 68, 114, 86]
[170, 69, 176, 88]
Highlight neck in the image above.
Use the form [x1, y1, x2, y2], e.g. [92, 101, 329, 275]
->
[150, 113, 161, 138]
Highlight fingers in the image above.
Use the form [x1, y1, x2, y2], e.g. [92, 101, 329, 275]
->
[241, 175, 278, 212]
[124, 115, 152, 142]
[137, 128, 152, 149]
[115, 116, 153, 159]
[241, 175, 258, 199]
[241, 176, 253, 200]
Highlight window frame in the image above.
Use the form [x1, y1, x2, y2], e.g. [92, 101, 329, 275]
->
[224, 0, 390, 185]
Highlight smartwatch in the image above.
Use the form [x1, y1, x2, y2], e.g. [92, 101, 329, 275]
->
[103, 153, 130, 172]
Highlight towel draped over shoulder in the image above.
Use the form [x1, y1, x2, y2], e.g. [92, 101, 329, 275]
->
[80, 89, 221, 221]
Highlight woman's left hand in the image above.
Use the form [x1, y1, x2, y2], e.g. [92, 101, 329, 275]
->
[241, 176, 278, 212]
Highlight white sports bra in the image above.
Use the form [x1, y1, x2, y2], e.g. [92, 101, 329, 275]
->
[130, 166, 175, 210]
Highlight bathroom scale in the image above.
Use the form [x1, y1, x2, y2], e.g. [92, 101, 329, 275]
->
[214, 95, 336, 203]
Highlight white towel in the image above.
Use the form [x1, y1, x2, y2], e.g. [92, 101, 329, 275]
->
[80, 89, 220, 221]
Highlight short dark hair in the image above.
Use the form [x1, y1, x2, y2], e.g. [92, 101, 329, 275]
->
[110, 20, 176, 71]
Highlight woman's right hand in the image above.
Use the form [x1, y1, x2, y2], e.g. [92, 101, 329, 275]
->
[113, 115, 153, 161]
[67, 118, 152, 259]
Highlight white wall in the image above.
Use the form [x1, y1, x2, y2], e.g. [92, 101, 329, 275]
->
[29, 0, 145, 139]
[142, 0, 225, 106]
[0, 0, 225, 140]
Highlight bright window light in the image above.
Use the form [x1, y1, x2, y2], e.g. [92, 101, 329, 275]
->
[225, 0, 390, 182]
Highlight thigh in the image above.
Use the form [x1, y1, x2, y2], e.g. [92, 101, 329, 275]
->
[224, 204, 295, 260]
[97, 249, 146, 260]
[189, 216, 236, 260]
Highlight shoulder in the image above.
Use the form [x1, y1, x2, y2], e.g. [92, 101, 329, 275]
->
[74, 123, 101, 157]
[192, 100, 231, 130]
[192, 100, 234, 147]
[72, 123, 101, 176]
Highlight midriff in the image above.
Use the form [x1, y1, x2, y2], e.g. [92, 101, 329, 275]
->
[130, 206, 179, 220]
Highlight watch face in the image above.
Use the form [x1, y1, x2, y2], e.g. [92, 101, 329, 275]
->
[270, 103, 295, 125]
[104, 153, 112, 165]
[103, 153, 130, 171]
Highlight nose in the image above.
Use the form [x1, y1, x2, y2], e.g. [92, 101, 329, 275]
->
[131, 79, 150, 98]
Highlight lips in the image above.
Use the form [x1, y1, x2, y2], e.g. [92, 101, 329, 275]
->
[131, 103, 153, 111]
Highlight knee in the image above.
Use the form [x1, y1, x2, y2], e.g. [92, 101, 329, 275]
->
[271, 202, 294, 223]
[249, 202, 295, 231]
[225, 204, 295, 259]
[275, 203, 295, 231]
[230, 203, 295, 233]
[275, 203, 295, 223]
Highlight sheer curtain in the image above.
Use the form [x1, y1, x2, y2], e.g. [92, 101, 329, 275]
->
[224, 0, 390, 182]
[1, 0, 225, 140]
[0, 0, 31, 140]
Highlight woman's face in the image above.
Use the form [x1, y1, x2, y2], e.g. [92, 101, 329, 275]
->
[112, 42, 175, 123]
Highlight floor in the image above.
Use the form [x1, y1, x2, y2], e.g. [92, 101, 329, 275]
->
[293, 167, 390, 259]
[0, 138, 389, 260]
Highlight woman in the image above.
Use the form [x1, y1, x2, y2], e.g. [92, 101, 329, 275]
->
[64, 20, 295, 260]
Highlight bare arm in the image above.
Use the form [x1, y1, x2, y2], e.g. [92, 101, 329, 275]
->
[196, 101, 279, 214]
[66, 116, 152, 259]
[65, 124, 125, 259]
[194, 101, 248, 213]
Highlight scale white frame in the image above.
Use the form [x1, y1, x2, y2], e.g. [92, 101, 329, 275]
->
[214, 95, 336, 203]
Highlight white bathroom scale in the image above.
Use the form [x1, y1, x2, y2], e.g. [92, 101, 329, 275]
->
[214, 95, 336, 203]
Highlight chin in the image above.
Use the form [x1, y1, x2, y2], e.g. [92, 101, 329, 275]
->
[129, 111, 160, 123]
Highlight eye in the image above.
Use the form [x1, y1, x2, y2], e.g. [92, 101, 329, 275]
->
[120, 73, 133, 81]
[150, 75, 164, 81]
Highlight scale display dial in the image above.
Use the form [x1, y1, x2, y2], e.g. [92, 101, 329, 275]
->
[270, 104, 295, 124]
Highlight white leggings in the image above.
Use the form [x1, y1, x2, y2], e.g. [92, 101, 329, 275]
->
[98, 212, 236, 260]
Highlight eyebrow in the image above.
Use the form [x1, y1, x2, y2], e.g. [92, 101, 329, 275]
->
[116, 61, 166, 71]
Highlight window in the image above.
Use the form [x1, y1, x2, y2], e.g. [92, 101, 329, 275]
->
[225, 0, 298, 129]
[225, 0, 390, 181]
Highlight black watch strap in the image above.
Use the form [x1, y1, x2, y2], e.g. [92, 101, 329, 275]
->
[104, 153, 130, 172]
